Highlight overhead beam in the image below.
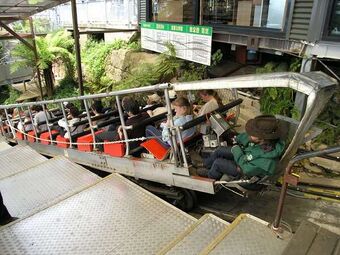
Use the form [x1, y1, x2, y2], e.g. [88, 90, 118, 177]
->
[0, 20, 34, 50]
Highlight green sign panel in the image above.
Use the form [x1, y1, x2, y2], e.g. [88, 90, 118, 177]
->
[141, 22, 213, 66]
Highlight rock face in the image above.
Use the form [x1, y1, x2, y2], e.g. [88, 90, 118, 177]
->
[105, 49, 158, 82]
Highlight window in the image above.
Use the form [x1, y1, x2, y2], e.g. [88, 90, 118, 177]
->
[328, 0, 340, 36]
[202, 0, 288, 30]
[152, 0, 195, 23]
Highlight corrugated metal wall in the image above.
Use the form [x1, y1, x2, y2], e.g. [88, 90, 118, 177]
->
[139, 0, 147, 21]
[289, 0, 315, 40]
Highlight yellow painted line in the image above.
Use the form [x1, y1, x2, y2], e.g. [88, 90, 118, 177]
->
[199, 214, 248, 255]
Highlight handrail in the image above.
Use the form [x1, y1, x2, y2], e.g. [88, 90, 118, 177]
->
[272, 145, 340, 230]
[0, 83, 170, 109]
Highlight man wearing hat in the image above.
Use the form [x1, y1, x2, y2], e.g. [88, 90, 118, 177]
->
[197, 115, 286, 180]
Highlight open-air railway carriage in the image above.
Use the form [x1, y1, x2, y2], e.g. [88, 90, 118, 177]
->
[0, 71, 338, 211]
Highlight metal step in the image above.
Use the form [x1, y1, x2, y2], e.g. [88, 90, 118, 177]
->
[0, 145, 47, 179]
[202, 214, 292, 255]
[0, 174, 196, 255]
[0, 142, 11, 152]
[160, 214, 229, 255]
[282, 220, 340, 255]
[0, 156, 101, 219]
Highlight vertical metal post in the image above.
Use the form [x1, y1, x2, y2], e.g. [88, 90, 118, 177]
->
[83, 99, 97, 150]
[27, 106, 38, 141]
[29, 17, 44, 100]
[70, 0, 84, 96]
[4, 109, 16, 138]
[116, 96, 130, 156]
[0, 115, 5, 136]
[42, 104, 53, 144]
[60, 102, 73, 146]
[176, 127, 188, 167]
[164, 88, 180, 166]
[17, 107, 25, 138]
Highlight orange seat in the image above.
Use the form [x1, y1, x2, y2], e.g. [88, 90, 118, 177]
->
[104, 142, 125, 157]
[77, 130, 104, 152]
[40, 130, 59, 145]
[16, 131, 25, 140]
[56, 135, 70, 148]
[27, 130, 36, 143]
[141, 138, 170, 161]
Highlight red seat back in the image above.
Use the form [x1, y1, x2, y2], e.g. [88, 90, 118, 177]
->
[40, 130, 59, 145]
[56, 135, 70, 148]
[104, 142, 125, 157]
[141, 138, 170, 161]
[77, 130, 104, 152]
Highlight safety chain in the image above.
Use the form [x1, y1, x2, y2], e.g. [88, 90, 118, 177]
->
[8, 124, 161, 146]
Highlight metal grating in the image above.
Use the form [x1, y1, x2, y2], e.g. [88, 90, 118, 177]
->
[0, 142, 10, 152]
[0, 156, 101, 218]
[0, 145, 47, 180]
[0, 174, 196, 255]
[208, 215, 291, 255]
[164, 214, 229, 255]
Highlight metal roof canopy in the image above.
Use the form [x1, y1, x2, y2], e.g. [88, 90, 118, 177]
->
[0, 0, 84, 97]
[0, 0, 69, 21]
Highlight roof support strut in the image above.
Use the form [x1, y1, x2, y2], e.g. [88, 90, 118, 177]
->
[70, 0, 84, 96]
[0, 19, 43, 99]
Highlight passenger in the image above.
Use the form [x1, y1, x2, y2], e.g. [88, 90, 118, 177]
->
[90, 100, 106, 127]
[95, 96, 149, 152]
[145, 93, 167, 117]
[193, 90, 222, 133]
[33, 105, 53, 132]
[57, 107, 84, 139]
[196, 115, 286, 180]
[0, 191, 17, 226]
[17, 110, 33, 132]
[145, 97, 196, 148]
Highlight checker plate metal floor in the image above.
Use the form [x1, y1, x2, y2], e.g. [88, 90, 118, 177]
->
[0, 145, 47, 179]
[0, 174, 196, 255]
[208, 215, 291, 255]
[0, 142, 11, 152]
[164, 214, 229, 255]
[0, 156, 101, 218]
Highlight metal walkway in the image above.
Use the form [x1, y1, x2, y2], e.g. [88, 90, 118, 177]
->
[0, 144, 317, 255]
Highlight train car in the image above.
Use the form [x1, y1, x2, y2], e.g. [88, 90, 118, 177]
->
[0, 71, 337, 211]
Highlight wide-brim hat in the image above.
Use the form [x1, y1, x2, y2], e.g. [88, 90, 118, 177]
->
[245, 115, 287, 140]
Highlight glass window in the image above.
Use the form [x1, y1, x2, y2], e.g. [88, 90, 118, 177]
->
[152, 0, 194, 23]
[329, 0, 340, 36]
[202, 0, 288, 30]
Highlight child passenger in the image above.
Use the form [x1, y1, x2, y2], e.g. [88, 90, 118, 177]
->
[145, 97, 196, 147]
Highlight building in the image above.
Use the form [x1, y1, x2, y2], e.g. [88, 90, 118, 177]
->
[139, 0, 340, 68]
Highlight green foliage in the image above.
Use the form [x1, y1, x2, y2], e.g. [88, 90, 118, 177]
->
[11, 18, 57, 34]
[48, 77, 80, 108]
[314, 91, 340, 146]
[82, 39, 139, 89]
[179, 49, 223, 82]
[257, 61, 300, 119]
[11, 30, 75, 78]
[112, 43, 183, 91]
[0, 86, 21, 105]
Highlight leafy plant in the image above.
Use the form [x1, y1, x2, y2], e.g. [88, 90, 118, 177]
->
[11, 30, 75, 97]
[82, 39, 139, 91]
[257, 61, 300, 119]
[314, 91, 340, 145]
[3, 86, 21, 105]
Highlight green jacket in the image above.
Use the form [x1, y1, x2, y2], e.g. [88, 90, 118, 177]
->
[231, 133, 285, 177]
